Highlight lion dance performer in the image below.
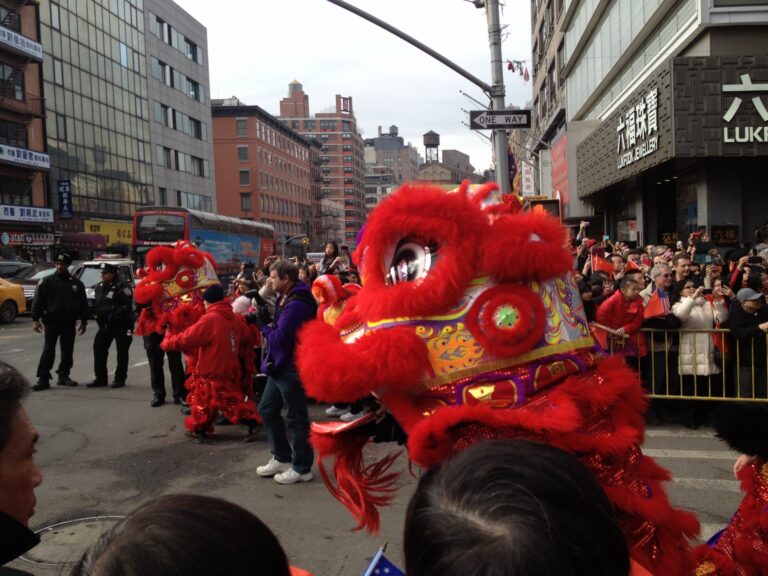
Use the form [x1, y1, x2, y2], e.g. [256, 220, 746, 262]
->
[295, 181, 767, 575]
[134, 242, 260, 439]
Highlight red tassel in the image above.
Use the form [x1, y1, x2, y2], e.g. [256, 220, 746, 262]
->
[312, 431, 402, 534]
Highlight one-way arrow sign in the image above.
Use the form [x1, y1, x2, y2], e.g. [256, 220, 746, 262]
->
[469, 110, 532, 130]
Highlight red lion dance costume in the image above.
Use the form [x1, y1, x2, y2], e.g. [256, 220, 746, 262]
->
[134, 242, 259, 435]
[296, 182, 768, 575]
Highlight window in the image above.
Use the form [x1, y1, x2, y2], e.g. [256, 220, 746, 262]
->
[240, 193, 252, 212]
[237, 146, 249, 162]
[0, 64, 23, 100]
[51, 3, 61, 30]
[158, 187, 167, 205]
[119, 43, 128, 67]
[239, 169, 250, 186]
[53, 59, 63, 85]
[56, 114, 67, 140]
[0, 6, 20, 31]
[236, 118, 247, 137]
[0, 119, 27, 148]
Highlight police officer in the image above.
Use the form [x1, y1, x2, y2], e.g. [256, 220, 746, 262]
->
[86, 263, 133, 389]
[31, 253, 88, 391]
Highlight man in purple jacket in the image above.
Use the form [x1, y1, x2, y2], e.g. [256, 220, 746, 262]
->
[250, 260, 317, 485]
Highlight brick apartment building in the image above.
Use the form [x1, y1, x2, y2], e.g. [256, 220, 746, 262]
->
[279, 81, 365, 248]
[211, 97, 313, 246]
[0, 0, 51, 260]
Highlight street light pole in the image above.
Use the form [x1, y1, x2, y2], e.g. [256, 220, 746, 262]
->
[485, 0, 510, 194]
[281, 234, 308, 258]
[325, 0, 511, 194]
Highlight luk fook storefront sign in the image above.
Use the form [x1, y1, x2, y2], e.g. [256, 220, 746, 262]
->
[617, 88, 660, 169]
[722, 74, 768, 144]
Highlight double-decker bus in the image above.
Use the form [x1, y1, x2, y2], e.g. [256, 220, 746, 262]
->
[133, 207, 276, 277]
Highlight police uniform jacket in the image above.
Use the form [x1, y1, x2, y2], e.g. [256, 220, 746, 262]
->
[94, 280, 133, 327]
[31, 271, 88, 324]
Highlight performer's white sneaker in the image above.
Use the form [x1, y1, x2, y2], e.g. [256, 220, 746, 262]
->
[325, 405, 347, 417]
[274, 468, 313, 485]
[257, 457, 291, 477]
[340, 410, 366, 422]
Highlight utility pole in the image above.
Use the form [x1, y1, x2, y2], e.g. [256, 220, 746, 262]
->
[326, 0, 512, 193]
[485, 0, 511, 193]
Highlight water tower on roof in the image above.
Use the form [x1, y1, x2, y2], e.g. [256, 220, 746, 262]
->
[423, 130, 440, 164]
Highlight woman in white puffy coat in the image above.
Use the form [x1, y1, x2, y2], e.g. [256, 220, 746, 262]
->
[672, 282, 729, 377]
[672, 281, 729, 428]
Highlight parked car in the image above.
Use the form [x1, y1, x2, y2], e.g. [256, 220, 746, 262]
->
[10, 266, 57, 312]
[0, 260, 32, 279]
[71, 255, 135, 316]
[0, 278, 26, 323]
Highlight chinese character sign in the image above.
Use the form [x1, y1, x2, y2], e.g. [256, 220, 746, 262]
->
[58, 180, 73, 219]
[617, 87, 660, 170]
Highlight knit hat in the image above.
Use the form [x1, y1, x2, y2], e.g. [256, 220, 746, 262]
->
[232, 295, 251, 315]
[203, 284, 224, 303]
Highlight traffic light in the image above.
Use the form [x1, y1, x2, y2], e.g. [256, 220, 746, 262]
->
[302, 236, 310, 247]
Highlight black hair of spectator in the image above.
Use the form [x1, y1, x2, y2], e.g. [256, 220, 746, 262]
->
[755, 224, 768, 245]
[576, 279, 591, 296]
[70, 494, 291, 576]
[269, 260, 299, 283]
[404, 439, 629, 576]
[746, 272, 763, 292]
[298, 263, 317, 283]
[589, 271, 610, 284]
[619, 276, 639, 291]
[0, 361, 30, 454]
[325, 241, 339, 258]
[626, 249, 642, 258]
[624, 269, 644, 280]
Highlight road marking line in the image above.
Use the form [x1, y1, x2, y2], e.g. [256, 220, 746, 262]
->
[671, 478, 741, 492]
[132, 361, 148, 367]
[644, 448, 736, 460]
[5, 348, 24, 353]
[645, 428, 716, 439]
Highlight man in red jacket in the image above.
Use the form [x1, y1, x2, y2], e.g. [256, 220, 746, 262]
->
[162, 285, 260, 440]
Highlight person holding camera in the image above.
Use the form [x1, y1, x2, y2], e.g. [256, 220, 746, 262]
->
[249, 261, 317, 485]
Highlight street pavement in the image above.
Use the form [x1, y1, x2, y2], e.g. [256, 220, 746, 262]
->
[0, 315, 745, 575]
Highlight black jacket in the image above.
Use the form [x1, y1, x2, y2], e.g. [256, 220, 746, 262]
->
[727, 302, 768, 367]
[0, 511, 39, 568]
[31, 272, 88, 323]
[94, 280, 133, 325]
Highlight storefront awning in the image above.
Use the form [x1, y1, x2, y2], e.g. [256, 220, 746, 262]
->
[60, 232, 107, 250]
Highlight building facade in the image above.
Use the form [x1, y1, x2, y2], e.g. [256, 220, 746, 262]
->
[364, 165, 397, 213]
[279, 81, 366, 247]
[39, 0, 153, 256]
[564, 0, 768, 246]
[211, 98, 313, 245]
[363, 125, 420, 185]
[0, 0, 52, 260]
[145, 0, 215, 212]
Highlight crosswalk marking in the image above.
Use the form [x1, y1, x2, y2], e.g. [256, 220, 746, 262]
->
[643, 448, 736, 460]
[132, 361, 149, 367]
[671, 478, 740, 492]
[645, 427, 716, 439]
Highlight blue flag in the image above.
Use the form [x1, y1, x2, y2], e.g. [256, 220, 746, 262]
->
[362, 547, 404, 576]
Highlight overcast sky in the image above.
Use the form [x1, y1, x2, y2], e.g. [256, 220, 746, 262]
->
[174, 0, 533, 172]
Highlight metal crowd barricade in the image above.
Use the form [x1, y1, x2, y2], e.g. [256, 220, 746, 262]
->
[628, 328, 768, 402]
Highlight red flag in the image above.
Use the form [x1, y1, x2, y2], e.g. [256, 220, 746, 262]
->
[590, 323, 611, 351]
[625, 259, 640, 271]
[643, 291, 666, 319]
[591, 255, 614, 277]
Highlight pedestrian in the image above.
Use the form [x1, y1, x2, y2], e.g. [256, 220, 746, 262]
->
[162, 284, 261, 440]
[726, 287, 768, 399]
[317, 242, 342, 276]
[136, 304, 186, 408]
[70, 494, 300, 576]
[249, 261, 317, 485]
[30, 253, 87, 391]
[86, 263, 133, 389]
[0, 361, 43, 571]
[595, 276, 647, 367]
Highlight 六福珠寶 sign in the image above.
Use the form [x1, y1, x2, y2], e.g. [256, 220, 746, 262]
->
[617, 88, 659, 170]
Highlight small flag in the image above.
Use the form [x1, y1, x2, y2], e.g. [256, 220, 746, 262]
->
[625, 259, 641, 271]
[643, 290, 666, 319]
[591, 255, 614, 277]
[362, 547, 404, 576]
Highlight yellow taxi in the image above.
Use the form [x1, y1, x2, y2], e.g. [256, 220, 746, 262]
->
[0, 277, 26, 323]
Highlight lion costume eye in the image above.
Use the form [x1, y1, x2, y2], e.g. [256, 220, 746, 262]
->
[386, 236, 438, 286]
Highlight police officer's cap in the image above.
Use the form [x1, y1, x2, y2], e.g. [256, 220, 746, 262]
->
[55, 253, 72, 265]
[100, 262, 119, 274]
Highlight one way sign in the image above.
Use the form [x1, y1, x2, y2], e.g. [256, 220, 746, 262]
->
[469, 110, 532, 130]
